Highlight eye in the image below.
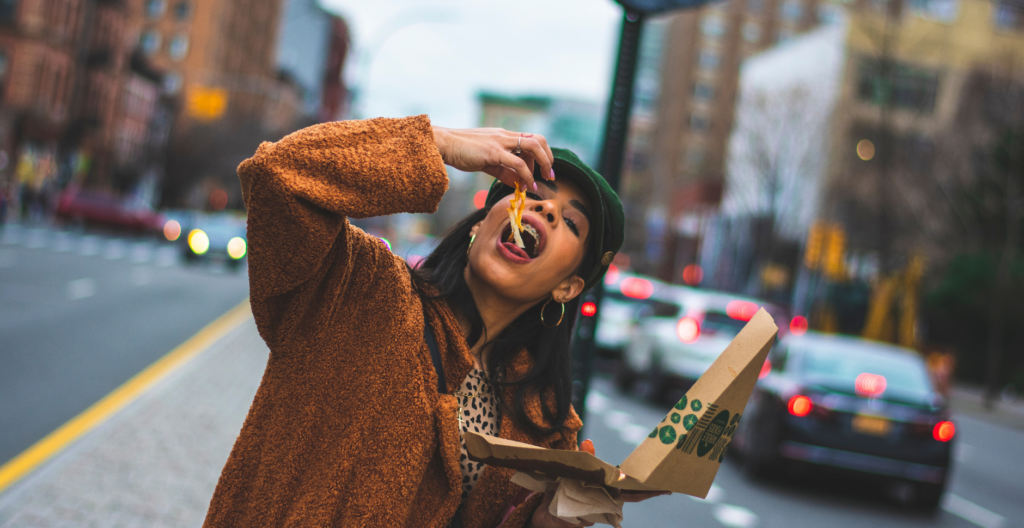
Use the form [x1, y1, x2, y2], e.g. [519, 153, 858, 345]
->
[564, 216, 579, 236]
[525, 191, 542, 200]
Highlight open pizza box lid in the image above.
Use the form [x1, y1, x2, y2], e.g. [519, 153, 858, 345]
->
[465, 308, 778, 499]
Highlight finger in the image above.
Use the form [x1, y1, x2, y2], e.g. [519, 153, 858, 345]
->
[530, 134, 555, 179]
[579, 439, 595, 456]
[519, 138, 552, 181]
[497, 150, 536, 191]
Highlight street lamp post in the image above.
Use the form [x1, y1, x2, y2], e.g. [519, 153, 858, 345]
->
[571, 0, 721, 433]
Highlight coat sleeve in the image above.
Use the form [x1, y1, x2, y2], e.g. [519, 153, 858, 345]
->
[238, 115, 448, 345]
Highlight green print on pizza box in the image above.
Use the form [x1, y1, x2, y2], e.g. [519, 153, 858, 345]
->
[674, 396, 687, 410]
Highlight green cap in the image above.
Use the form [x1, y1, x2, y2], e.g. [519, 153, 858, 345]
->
[485, 148, 624, 291]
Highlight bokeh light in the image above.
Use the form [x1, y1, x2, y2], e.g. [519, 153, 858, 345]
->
[227, 237, 247, 259]
[210, 189, 229, 210]
[581, 302, 597, 317]
[856, 139, 875, 161]
[676, 316, 700, 343]
[788, 395, 813, 417]
[473, 190, 488, 209]
[188, 229, 209, 255]
[789, 315, 808, 336]
[682, 263, 703, 285]
[163, 220, 181, 241]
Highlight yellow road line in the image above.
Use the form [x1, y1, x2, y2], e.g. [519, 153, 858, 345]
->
[0, 299, 253, 494]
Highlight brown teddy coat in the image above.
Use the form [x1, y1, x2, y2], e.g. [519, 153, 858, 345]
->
[203, 115, 582, 528]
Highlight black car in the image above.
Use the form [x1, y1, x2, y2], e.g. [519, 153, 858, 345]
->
[181, 213, 248, 271]
[731, 332, 954, 510]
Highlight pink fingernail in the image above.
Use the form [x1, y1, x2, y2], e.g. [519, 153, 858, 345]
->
[549, 169, 556, 180]
[532, 182, 538, 192]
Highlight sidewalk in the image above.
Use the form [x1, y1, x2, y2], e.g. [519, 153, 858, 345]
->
[948, 384, 1024, 432]
[0, 317, 267, 528]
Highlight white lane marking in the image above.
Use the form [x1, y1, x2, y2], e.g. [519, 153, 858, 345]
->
[53, 232, 75, 252]
[942, 494, 1006, 528]
[619, 424, 650, 445]
[25, 228, 48, 248]
[690, 484, 725, 503]
[0, 228, 19, 245]
[80, 236, 101, 256]
[156, 246, 177, 267]
[603, 410, 632, 429]
[0, 249, 14, 268]
[130, 243, 152, 263]
[587, 390, 610, 413]
[713, 504, 757, 528]
[67, 278, 97, 300]
[104, 239, 126, 259]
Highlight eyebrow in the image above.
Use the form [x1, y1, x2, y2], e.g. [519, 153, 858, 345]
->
[537, 179, 593, 225]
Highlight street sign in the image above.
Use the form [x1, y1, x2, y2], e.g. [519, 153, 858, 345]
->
[616, 0, 721, 15]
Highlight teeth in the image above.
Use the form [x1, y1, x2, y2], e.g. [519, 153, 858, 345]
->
[522, 224, 540, 248]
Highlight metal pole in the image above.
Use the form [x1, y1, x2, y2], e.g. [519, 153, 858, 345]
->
[571, 8, 645, 431]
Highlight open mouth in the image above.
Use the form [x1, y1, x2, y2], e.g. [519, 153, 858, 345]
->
[501, 221, 542, 259]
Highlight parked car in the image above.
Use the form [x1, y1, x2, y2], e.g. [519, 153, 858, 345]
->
[731, 332, 954, 511]
[181, 213, 248, 270]
[56, 188, 165, 233]
[618, 287, 786, 400]
[595, 269, 674, 360]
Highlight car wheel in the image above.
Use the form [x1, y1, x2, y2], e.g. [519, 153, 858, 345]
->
[915, 482, 944, 513]
[614, 362, 636, 393]
[743, 412, 782, 480]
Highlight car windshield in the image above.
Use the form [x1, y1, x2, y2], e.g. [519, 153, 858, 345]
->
[701, 311, 746, 337]
[796, 343, 934, 399]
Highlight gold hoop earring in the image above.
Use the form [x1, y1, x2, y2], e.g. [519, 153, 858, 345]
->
[540, 298, 565, 328]
[466, 234, 476, 256]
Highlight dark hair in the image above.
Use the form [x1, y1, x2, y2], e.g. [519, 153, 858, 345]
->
[408, 205, 598, 436]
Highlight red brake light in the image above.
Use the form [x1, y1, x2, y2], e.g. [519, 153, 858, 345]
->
[759, 359, 771, 379]
[855, 373, 887, 397]
[682, 264, 704, 285]
[933, 421, 955, 442]
[789, 315, 808, 336]
[620, 277, 653, 299]
[581, 302, 597, 317]
[726, 300, 759, 321]
[788, 395, 813, 417]
[676, 316, 700, 343]
[604, 265, 620, 285]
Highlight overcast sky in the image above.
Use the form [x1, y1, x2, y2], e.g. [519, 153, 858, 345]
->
[320, 0, 623, 128]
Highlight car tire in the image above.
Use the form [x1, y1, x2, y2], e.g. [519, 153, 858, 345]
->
[915, 482, 944, 513]
[614, 362, 636, 393]
[743, 412, 782, 480]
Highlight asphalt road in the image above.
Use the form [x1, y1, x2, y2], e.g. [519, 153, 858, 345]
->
[0, 223, 250, 466]
[584, 376, 1021, 528]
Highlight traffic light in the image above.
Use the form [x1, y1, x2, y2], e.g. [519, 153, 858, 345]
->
[804, 223, 825, 269]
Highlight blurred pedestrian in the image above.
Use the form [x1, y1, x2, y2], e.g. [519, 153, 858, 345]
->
[204, 116, 660, 528]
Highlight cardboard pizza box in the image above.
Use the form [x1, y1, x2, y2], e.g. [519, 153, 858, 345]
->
[465, 308, 778, 499]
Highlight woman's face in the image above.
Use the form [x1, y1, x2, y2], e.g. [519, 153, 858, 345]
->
[466, 178, 592, 305]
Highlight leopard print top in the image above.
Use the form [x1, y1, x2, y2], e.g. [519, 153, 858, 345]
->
[454, 368, 500, 501]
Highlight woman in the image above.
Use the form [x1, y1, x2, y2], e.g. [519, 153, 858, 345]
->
[203, 116, 662, 528]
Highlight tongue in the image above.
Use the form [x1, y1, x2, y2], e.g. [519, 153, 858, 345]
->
[503, 242, 531, 259]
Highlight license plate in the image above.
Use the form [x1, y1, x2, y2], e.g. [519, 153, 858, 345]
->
[852, 414, 891, 436]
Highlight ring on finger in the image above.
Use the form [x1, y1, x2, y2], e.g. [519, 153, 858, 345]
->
[512, 136, 523, 156]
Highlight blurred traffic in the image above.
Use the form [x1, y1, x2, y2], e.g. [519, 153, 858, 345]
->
[1, 0, 1023, 526]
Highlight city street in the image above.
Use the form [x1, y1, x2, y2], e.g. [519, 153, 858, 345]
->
[0, 223, 250, 466]
[585, 377, 1019, 528]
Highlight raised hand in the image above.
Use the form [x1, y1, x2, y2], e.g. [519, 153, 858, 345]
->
[432, 126, 555, 192]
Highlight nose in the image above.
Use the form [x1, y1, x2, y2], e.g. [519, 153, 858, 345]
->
[532, 202, 556, 224]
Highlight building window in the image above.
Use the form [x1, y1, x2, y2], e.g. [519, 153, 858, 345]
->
[702, 15, 726, 38]
[694, 83, 715, 100]
[147, 0, 166, 18]
[169, 34, 189, 60]
[994, 1, 1024, 30]
[856, 59, 940, 113]
[909, 0, 959, 22]
[781, 0, 803, 20]
[690, 113, 711, 131]
[174, 1, 191, 20]
[164, 71, 182, 94]
[699, 49, 720, 71]
[140, 30, 162, 55]
[743, 21, 761, 42]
